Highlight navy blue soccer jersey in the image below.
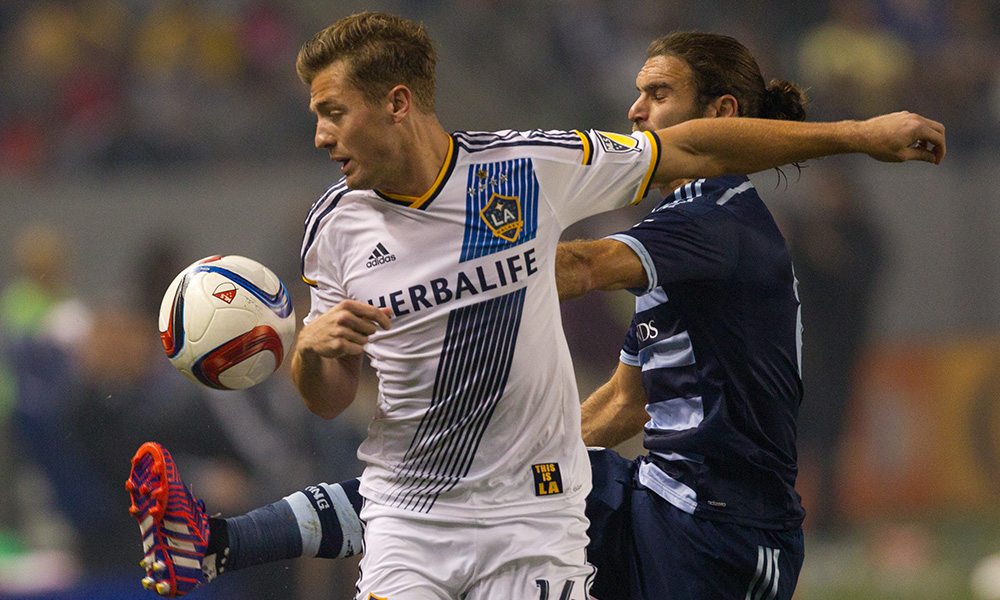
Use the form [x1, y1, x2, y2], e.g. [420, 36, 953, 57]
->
[609, 175, 805, 530]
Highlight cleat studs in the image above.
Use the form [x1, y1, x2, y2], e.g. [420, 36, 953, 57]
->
[128, 443, 210, 596]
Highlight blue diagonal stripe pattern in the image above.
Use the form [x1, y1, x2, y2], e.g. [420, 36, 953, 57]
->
[386, 287, 527, 512]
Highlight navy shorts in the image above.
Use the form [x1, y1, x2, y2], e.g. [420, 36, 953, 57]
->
[585, 449, 804, 600]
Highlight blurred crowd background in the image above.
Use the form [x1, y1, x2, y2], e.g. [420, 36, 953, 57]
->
[0, 1, 998, 599]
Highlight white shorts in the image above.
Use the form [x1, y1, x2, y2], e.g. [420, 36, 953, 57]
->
[355, 501, 595, 600]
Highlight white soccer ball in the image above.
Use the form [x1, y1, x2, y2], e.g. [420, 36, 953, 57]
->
[972, 553, 1000, 600]
[158, 255, 296, 390]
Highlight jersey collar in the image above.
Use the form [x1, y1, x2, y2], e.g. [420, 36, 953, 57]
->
[374, 135, 457, 210]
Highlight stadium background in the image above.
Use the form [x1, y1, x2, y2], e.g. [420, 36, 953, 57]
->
[0, 1, 998, 598]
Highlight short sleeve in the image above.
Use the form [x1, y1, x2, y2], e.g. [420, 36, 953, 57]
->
[533, 130, 661, 229]
[301, 222, 348, 326]
[608, 205, 740, 295]
[620, 315, 641, 366]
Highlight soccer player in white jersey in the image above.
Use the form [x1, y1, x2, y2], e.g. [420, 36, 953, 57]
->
[126, 11, 946, 600]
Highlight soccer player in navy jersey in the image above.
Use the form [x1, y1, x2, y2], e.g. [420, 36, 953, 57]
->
[126, 12, 946, 599]
[559, 32, 809, 599]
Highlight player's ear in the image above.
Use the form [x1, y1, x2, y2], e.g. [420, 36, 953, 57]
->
[387, 85, 412, 123]
[706, 94, 739, 118]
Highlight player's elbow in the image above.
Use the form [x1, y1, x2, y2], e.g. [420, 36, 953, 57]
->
[290, 352, 357, 420]
[556, 243, 597, 301]
[298, 384, 353, 420]
[304, 397, 345, 420]
[293, 375, 353, 419]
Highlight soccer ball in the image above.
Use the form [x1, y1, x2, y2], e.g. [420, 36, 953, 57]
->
[158, 255, 296, 390]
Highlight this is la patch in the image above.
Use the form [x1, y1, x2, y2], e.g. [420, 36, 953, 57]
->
[532, 462, 563, 496]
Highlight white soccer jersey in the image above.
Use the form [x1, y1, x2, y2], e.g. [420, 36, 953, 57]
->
[300, 129, 660, 519]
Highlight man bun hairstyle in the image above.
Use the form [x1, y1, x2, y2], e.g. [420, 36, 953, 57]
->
[648, 32, 807, 122]
[296, 11, 438, 112]
[763, 79, 807, 122]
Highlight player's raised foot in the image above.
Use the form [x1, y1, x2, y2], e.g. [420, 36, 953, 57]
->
[126, 442, 212, 597]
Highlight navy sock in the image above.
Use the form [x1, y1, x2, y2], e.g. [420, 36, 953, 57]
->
[223, 500, 303, 572]
[212, 479, 364, 575]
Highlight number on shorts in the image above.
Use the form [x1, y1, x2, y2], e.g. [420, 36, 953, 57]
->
[535, 579, 574, 600]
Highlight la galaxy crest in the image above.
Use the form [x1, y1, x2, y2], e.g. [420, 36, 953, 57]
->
[479, 192, 523, 242]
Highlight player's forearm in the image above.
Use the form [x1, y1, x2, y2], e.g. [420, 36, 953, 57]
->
[653, 117, 859, 186]
[290, 348, 359, 419]
[655, 111, 945, 186]
[581, 379, 648, 448]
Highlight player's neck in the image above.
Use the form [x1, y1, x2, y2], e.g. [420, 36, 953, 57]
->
[380, 117, 450, 198]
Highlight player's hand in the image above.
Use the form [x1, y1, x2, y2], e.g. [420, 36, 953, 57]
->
[859, 111, 946, 165]
[297, 300, 392, 359]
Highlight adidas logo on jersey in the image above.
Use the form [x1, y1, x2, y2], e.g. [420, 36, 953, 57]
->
[366, 243, 396, 268]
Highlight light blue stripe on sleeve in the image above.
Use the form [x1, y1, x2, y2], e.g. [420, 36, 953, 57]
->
[605, 233, 656, 293]
[635, 286, 668, 313]
[620, 349, 640, 366]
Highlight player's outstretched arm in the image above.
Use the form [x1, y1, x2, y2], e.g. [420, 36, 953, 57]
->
[652, 111, 946, 187]
[581, 363, 647, 448]
[557, 239, 646, 301]
[291, 300, 391, 419]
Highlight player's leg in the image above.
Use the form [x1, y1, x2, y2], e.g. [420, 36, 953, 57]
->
[127, 441, 364, 596]
[628, 469, 804, 600]
[584, 448, 635, 600]
[464, 504, 595, 600]
[211, 478, 364, 574]
[354, 504, 467, 600]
